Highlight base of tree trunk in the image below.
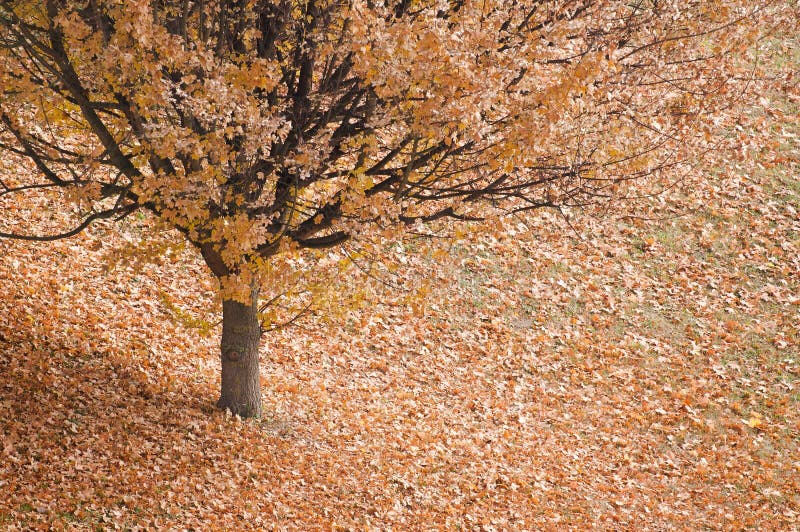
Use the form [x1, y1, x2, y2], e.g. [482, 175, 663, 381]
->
[217, 294, 262, 418]
[216, 395, 262, 418]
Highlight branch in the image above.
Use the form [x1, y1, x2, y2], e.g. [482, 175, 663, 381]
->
[0, 205, 133, 241]
[292, 230, 349, 249]
[0, 112, 68, 185]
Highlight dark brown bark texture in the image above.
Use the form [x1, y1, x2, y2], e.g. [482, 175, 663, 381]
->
[217, 292, 262, 418]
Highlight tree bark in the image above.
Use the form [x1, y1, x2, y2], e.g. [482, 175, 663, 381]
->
[216, 289, 262, 418]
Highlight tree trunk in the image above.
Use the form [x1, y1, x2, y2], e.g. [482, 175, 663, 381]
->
[216, 289, 262, 418]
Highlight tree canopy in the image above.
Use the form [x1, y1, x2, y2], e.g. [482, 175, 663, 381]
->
[1, 0, 777, 298]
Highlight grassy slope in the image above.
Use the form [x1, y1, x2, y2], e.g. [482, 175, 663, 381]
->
[1, 32, 798, 532]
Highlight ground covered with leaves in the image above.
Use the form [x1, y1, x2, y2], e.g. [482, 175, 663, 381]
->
[1, 39, 798, 532]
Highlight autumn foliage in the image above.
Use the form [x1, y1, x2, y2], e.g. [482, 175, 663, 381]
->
[1, 1, 778, 260]
[1, 0, 799, 528]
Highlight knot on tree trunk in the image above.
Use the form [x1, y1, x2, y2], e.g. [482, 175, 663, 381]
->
[224, 348, 242, 362]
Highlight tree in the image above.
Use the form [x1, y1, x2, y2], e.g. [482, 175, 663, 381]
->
[0, 0, 783, 417]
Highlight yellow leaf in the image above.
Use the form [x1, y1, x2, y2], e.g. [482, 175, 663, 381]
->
[745, 414, 763, 429]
